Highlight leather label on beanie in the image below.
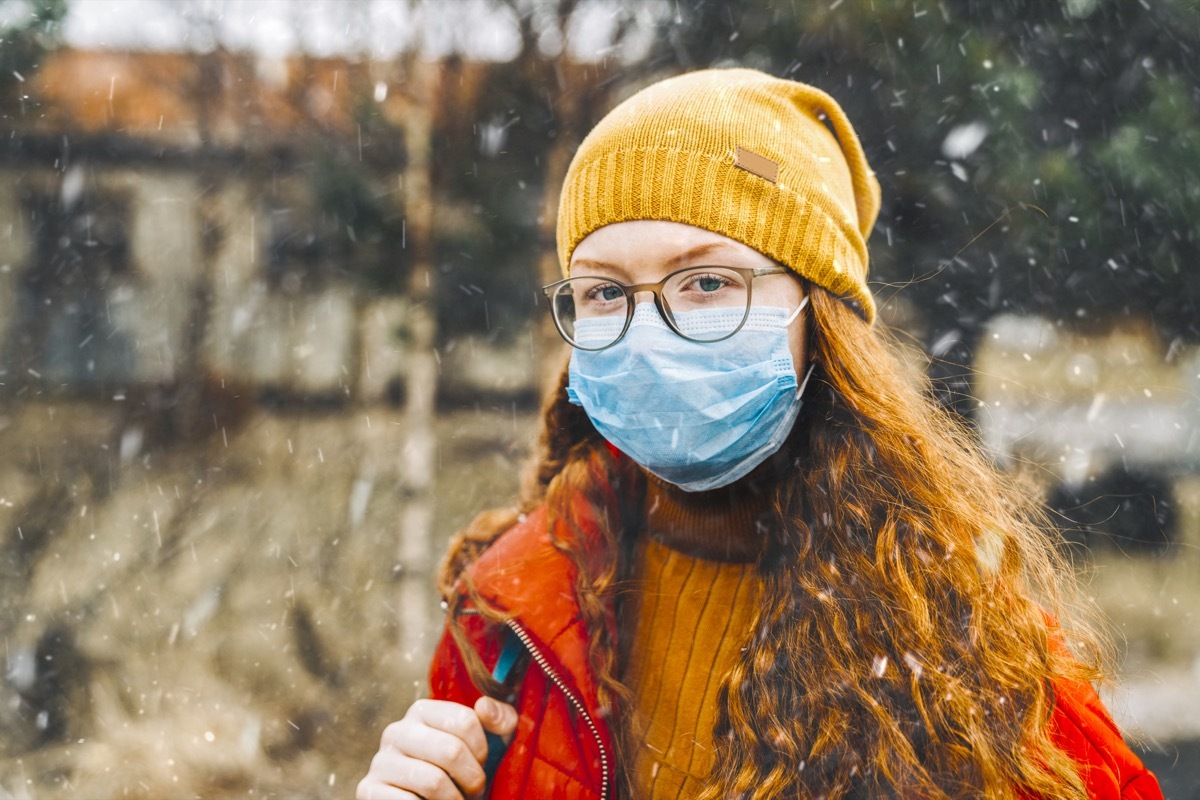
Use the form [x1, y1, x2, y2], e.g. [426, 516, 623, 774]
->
[734, 146, 779, 183]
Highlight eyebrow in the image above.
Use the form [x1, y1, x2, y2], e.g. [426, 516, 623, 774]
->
[663, 241, 740, 268]
[570, 241, 743, 278]
[569, 258, 632, 280]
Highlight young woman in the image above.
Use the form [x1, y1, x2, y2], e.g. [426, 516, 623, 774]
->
[358, 69, 1162, 800]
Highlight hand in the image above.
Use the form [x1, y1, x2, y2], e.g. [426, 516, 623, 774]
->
[356, 696, 518, 800]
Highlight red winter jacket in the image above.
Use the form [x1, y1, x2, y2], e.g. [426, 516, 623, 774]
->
[429, 505, 1163, 800]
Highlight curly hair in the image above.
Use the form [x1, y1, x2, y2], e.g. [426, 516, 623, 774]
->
[438, 288, 1112, 799]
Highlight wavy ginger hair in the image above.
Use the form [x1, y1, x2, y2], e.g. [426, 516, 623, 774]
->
[439, 286, 1111, 799]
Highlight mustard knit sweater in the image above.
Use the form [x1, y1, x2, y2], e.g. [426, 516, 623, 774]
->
[622, 475, 770, 799]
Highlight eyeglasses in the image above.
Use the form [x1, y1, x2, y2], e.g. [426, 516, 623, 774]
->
[542, 264, 789, 351]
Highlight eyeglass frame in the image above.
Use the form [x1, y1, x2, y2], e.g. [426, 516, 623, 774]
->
[541, 264, 794, 351]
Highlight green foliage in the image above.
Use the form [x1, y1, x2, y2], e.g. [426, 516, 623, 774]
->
[429, 63, 579, 346]
[313, 156, 386, 240]
[656, 0, 1200, 350]
[0, 0, 66, 101]
[614, 0, 1195, 416]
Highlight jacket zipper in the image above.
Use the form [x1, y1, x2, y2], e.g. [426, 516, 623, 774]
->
[504, 618, 611, 800]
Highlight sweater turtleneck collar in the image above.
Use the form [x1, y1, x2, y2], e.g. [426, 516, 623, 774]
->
[640, 470, 775, 563]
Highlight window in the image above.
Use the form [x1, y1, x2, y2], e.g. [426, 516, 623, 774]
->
[9, 182, 136, 389]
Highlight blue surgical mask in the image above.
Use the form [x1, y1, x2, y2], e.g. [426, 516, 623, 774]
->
[566, 298, 812, 492]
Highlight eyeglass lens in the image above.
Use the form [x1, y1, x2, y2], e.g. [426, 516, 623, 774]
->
[550, 266, 753, 349]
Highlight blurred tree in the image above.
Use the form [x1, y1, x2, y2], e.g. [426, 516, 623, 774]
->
[394, 53, 441, 670]
[0, 0, 66, 116]
[303, 150, 399, 293]
[432, 0, 649, 390]
[657, 0, 1200, 414]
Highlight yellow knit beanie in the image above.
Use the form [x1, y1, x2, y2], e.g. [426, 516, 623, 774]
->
[557, 68, 882, 323]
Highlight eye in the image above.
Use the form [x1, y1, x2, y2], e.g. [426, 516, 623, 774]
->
[665, 267, 749, 312]
[678, 271, 735, 294]
[582, 282, 624, 304]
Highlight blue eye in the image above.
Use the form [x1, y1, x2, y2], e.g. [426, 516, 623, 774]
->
[600, 286, 623, 302]
[697, 276, 723, 292]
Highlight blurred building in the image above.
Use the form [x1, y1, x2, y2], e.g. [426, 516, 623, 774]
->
[0, 48, 530, 404]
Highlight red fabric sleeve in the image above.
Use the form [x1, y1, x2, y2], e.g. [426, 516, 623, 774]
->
[1046, 677, 1164, 800]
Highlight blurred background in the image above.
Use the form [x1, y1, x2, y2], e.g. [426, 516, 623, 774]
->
[0, 0, 1197, 796]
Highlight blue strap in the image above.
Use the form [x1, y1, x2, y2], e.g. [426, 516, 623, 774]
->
[483, 627, 525, 787]
[492, 628, 524, 684]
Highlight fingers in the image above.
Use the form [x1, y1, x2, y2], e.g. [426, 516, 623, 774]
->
[359, 698, 519, 800]
[403, 699, 490, 763]
[385, 722, 487, 798]
[359, 748, 466, 800]
[474, 696, 518, 743]
[355, 774, 424, 800]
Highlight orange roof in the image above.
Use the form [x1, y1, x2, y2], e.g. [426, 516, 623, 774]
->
[15, 48, 484, 152]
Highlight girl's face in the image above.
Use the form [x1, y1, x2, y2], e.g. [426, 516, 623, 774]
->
[569, 220, 810, 373]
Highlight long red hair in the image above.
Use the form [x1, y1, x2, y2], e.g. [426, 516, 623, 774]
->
[440, 286, 1111, 799]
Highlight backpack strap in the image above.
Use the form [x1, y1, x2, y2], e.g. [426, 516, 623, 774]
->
[483, 625, 526, 787]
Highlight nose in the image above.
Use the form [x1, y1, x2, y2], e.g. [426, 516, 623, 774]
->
[629, 290, 669, 325]
[630, 288, 657, 306]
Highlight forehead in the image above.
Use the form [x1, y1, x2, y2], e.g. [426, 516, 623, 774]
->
[570, 220, 768, 274]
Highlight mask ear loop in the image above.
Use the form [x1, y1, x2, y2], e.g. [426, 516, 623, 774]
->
[795, 360, 816, 397]
[785, 294, 814, 397]
[784, 294, 810, 327]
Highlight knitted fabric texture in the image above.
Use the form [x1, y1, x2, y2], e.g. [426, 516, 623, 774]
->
[557, 68, 882, 322]
[623, 476, 770, 797]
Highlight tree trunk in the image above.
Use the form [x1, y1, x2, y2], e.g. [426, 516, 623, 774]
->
[173, 48, 224, 440]
[397, 57, 441, 650]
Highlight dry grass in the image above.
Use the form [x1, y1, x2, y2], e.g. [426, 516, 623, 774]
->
[0, 399, 1192, 796]
[0, 400, 534, 799]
